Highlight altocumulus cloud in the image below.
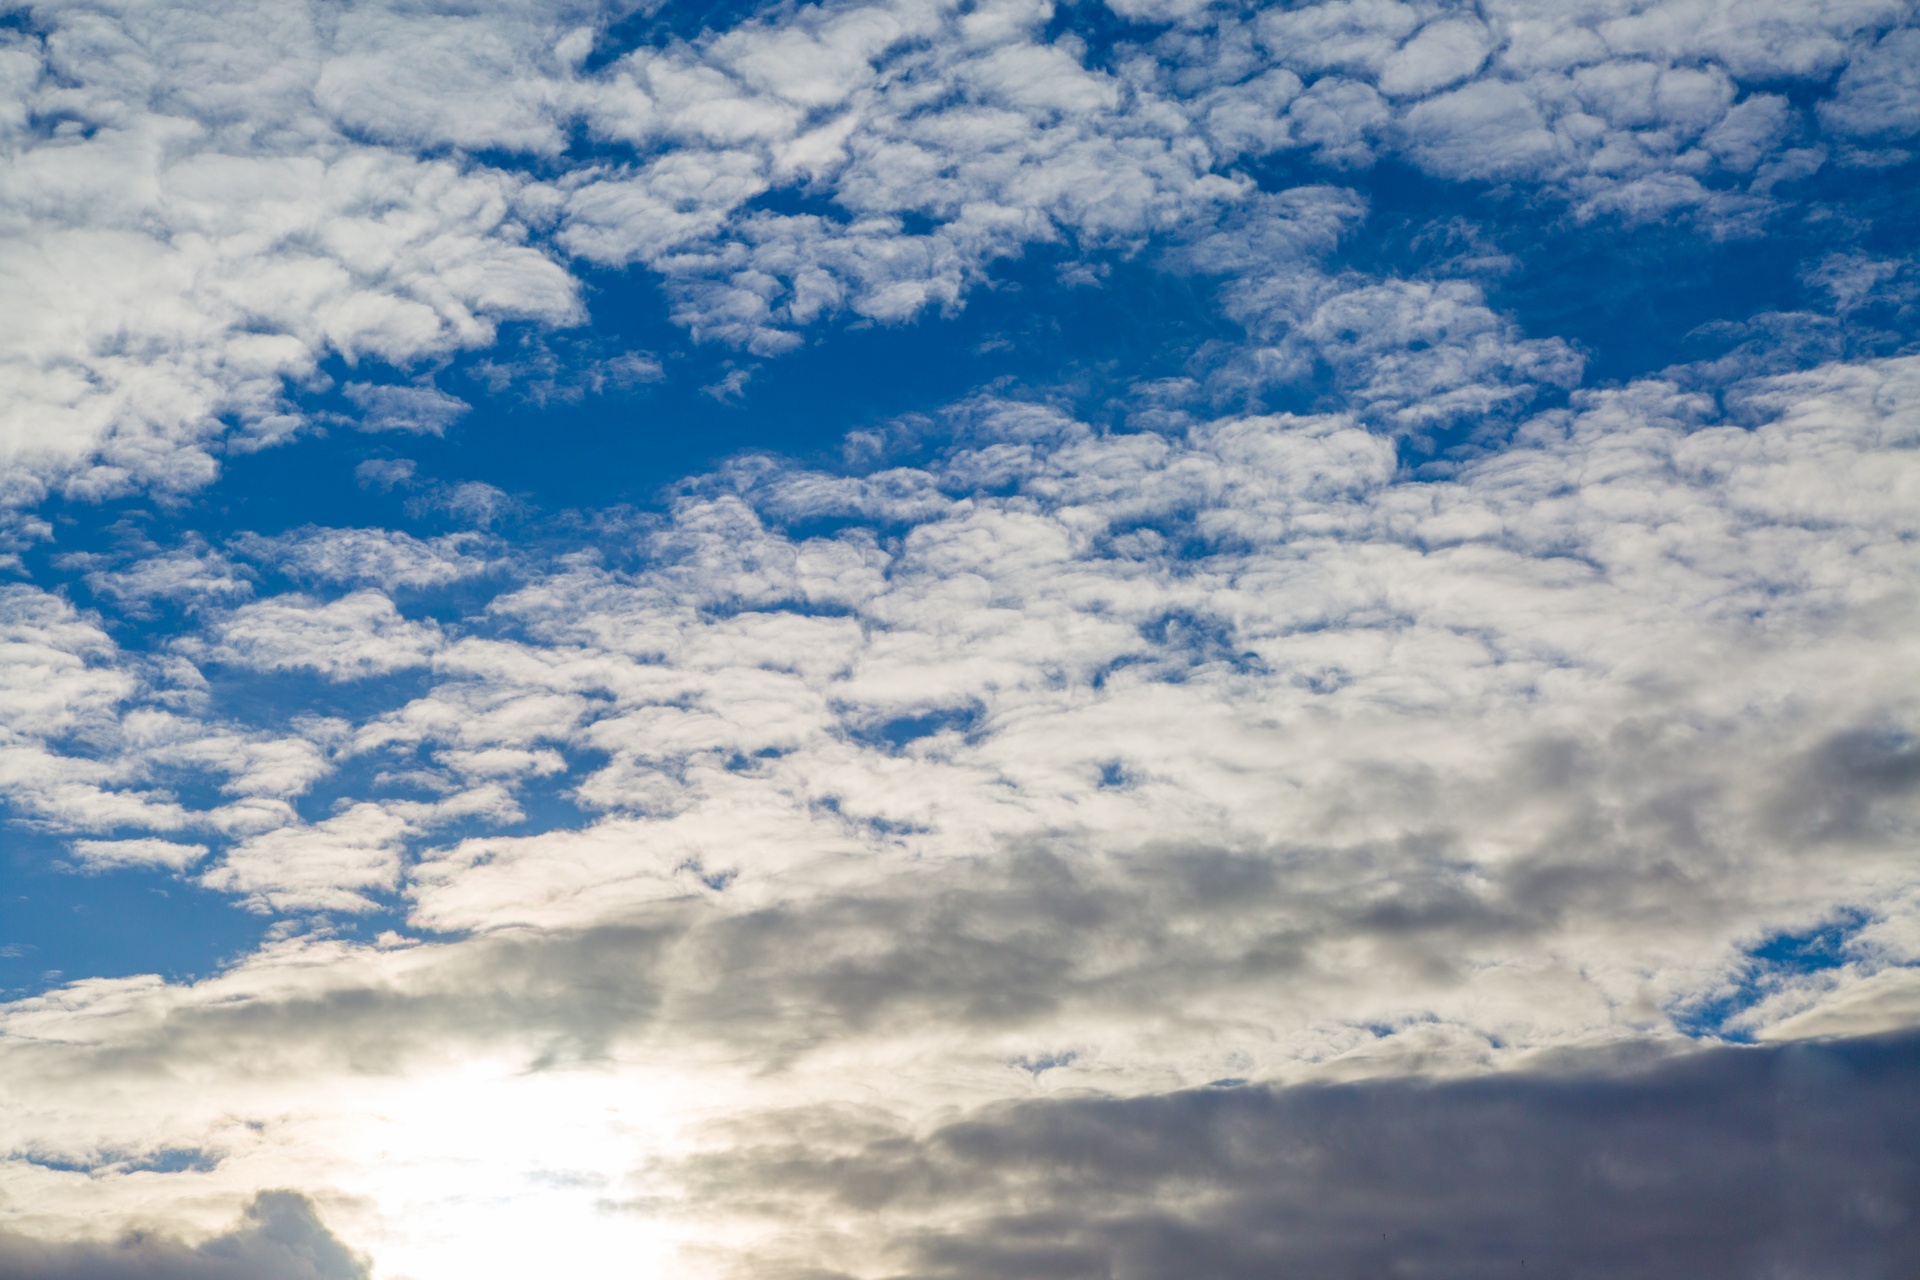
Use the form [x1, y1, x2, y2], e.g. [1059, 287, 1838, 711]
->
[0, 0, 1918, 1276]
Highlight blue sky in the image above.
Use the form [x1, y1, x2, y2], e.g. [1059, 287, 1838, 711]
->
[2, 0, 1920, 1275]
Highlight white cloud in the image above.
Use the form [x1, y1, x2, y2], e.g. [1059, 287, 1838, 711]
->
[468, 336, 664, 405]
[1401, 78, 1561, 178]
[0, 585, 334, 836]
[1820, 25, 1920, 139]
[1225, 0, 1911, 215]
[232, 527, 503, 594]
[1180, 197, 1580, 431]
[68, 838, 210, 871]
[1377, 17, 1491, 98]
[203, 801, 412, 913]
[0, 1, 580, 501]
[340, 382, 471, 435]
[87, 346, 1896, 1074]
[0, 585, 139, 740]
[69, 540, 254, 615]
[198, 591, 443, 680]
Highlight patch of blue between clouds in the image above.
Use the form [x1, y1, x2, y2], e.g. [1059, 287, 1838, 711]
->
[0, 831, 265, 998]
[1672, 910, 1882, 1044]
[12, 1145, 223, 1177]
[860, 704, 984, 750]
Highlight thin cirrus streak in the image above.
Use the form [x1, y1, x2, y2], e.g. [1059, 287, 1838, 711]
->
[0, 0, 1918, 1277]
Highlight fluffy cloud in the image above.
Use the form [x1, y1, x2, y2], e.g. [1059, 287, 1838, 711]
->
[1, 370, 1915, 1269]
[1822, 25, 1920, 138]
[1155, 0, 1908, 222]
[340, 383, 471, 436]
[197, 591, 443, 680]
[0, 583, 332, 836]
[64, 538, 254, 617]
[0, 0, 580, 500]
[1178, 196, 1584, 429]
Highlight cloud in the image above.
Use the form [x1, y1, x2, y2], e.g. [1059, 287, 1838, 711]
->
[467, 334, 664, 405]
[340, 382, 471, 436]
[1821, 25, 1920, 139]
[0, 583, 340, 837]
[1377, 17, 1490, 98]
[68, 838, 210, 871]
[1400, 77, 1561, 178]
[1229, 0, 1907, 216]
[197, 591, 443, 680]
[0, 4, 1916, 1276]
[0, 1191, 368, 1280]
[668, 1033, 1920, 1280]
[69, 541, 254, 617]
[101, 346, 1893, 1071]
[0, 917, 1912, 1279]
[0, 1, 579, 501]
[353, 458, 417, 492]
[202, 802, 414, 913]
[231, 527, 503, 594]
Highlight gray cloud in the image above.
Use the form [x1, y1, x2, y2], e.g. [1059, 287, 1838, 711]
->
[671, 1032, 1920, 1280]
[0, 1192, 367, 1280]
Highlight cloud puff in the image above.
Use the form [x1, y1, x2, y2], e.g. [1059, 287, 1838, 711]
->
[202, 802, 414, 913]
[1821, 25, 1920, 139]
[1177, 196, 1583, 430]
[60, 539, 254, 619]
[1214, 0, 1907, 216]
[0, 584, 333, 837]
[197, 591, 443, 680]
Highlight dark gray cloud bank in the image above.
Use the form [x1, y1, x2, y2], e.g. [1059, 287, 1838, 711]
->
[670, 1034, 1920, 1280]
[0, 1194, 367, 1280]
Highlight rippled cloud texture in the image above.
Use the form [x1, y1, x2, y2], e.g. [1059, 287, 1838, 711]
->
[2, 0, 1920, 1275]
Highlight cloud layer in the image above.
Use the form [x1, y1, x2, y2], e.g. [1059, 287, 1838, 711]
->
[1, 0, 1919, 1275]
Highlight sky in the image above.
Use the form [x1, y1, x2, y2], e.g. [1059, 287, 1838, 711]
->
[1, 0, 1920, 1275]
